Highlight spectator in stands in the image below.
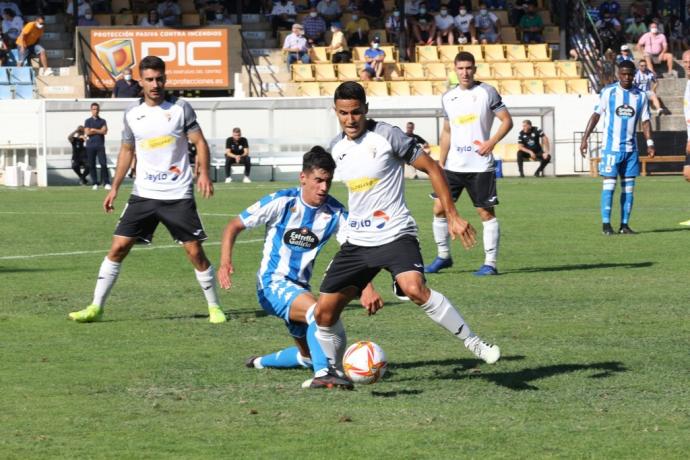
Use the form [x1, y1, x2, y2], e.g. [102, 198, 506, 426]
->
[445, 0, 468, 17]
[484, 0, 505, 9]
[271, 0, 297, 38]
[359, 36, 385, 81]
[634, 59, 667, 115]
[0, 1, 20, 17]
[224, 127, 251, 183]
[615, 44, 634, 65]
[517, 119, 550, 178]
[67, 0, 91, 18]
[474, 3, 501, 44]
[583, 0, 599, 23]
[453, 5, 475, 44]
[16, 15, 51, 76]
[517, 3, 543, 44]
[2, 8, 22, 47]
[326, 21, 350, 63]
[112, 67, 142, 98]
[360, 0, 384, 28]
[283, 23, 310, 67]
[509, 0, 528, 27]
[68, 125, 90, 185]
[157, 0, 181, 26]
[412, 2, 436, 45]
[595, 10, 622, 53]
[208, 6, 233, 25]
[385, 7, 406, 45]
[628, 1, 648, 23]
[316, 0, 341, 28]
[636, 22, 676, 77]
[624, 13, 647, 42]
[140, 10, 164, 27]
[598, 1, 621, 20]
[78, 8, 100, 26]
[435, 4, 455, 45]
[404, 0, 422, 31]
[344, 8, 369, 47]
[303, 7, 327, 45]
[84, 102, 110, 190]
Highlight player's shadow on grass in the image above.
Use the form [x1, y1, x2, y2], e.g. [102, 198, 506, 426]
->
[385, 356, 526, 381]
[506, 262, 653, 274]
[0, 266, 62, 273]
[638, 227, 690, 234]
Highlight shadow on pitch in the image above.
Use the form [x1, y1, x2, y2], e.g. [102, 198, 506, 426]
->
[0, 266, 62, 273]
[638, 227, 690, 234]
[506, 262, 653, 274]
[371, 389, 424, 398]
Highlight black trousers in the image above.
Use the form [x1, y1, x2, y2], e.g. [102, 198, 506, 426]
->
[517, 151, 551, 176]
[87, 146, 110, 185]
[225, 156, 251, 178]
[72, 155, 90, 184]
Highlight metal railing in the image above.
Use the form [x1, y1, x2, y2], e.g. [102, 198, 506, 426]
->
[240, 32, 265, 97]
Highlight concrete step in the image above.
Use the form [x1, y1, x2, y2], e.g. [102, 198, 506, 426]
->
[653, 115, 687, 131]
[46, 48, 75, 60]
[35, 72, 85, 99]
[241, 22, 271, 31]
[47, 58, 76, 68]
[42, 31, 73, 42]
[655, 77, 687, 96]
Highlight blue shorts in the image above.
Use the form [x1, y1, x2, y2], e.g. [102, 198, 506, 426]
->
[598, 150, 640, 178]
[19, 44, 45, 63]
[257, 279, 309, 338]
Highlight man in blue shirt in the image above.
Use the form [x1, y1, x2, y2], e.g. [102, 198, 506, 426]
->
[84, 102, 111, 190]
[359, 36, 385, 81]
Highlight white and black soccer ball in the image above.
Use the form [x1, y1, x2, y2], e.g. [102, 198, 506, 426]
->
[343, 341, 388, 384]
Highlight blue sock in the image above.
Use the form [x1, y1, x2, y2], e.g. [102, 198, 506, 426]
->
[306, 304, 329, 374]
[257, 346, 310, 369]
[620, 178, 635, 225]
[601, 178, 616, 224]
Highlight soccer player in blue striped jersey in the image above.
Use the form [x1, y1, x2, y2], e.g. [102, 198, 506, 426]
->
[217, 147, 382, 383]
[580, 60, 655, 235]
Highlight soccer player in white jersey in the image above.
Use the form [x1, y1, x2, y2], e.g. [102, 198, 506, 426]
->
[217, 147, 382, 386]
[310, 81, 501, 389]
[425, 51, 513, 276]
[683, 50, 690, 184]
[580, 60, 655, 235]
[69, 56, 226, 324]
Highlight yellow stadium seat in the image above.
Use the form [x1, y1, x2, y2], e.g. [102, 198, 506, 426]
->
[557, 61, 581, 78]
[492, 62, 513, 79]
[385, 62, 404, 80]
[389, 81, 411, 96]
[513, 62, 535, 79]
[523, 79, 545, 94]
[505, 44, 527, 61]
[425, 62, 448, 80]
[311, 47, 329, 63]
[379, 45, 398, 63]
[403, 63, 425, 80]
[319, 82, 341, 96]
[567, 79, 590, 95]
[433, 81, 449, 95]
[371, 29, 388, 44]
[475, 62, 492, 79]
[493, 10, 509, 25]
[483, 44, 506, 62]
[544, 26, 560, 44]
[481, 79, 500, 88]
[527, 44, 550, 61]
[544, 79, 567, 94]
[298, 82, 320, 97]
[501, 27, 520, 45]
[492, 143, 506, 160]
[438, 45, 461, 62]
[353, 47, 369, 63]
[292, 64, 315, 82]
[314, 64, 338, 82]
[410, 80, 434, 96]
[461, 44, 484, 61]
[534, 61, 558, 78]
[181, 13, 201, 26]
[365, 81, 389, 97]
[416, 45, 439, 63]
[500, 79, 523, 95]
[337, 63, 358, 81]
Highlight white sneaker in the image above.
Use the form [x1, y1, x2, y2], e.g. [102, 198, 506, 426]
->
[464, 335, 501, 364]
[104, 184, 112, 190]
[92, 184, 98, 190]
[43, 68, 54, 76]
[242, 176, 252, 183]
[224, 177, 232, 183]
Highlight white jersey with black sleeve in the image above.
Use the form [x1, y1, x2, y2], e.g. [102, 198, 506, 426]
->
[122, 96, 200, 200]
[442, 81, 507, 173]
[329, 120, 424, 247]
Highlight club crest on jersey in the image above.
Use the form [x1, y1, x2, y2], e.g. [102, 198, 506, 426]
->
[368, 145, 377, 158]
[615, 104, 635, 118]
[168, 165, 182, 181]
[283, 227, 319, 252]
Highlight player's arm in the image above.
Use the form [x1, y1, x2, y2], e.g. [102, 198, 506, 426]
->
[188, 129, 213, 198]
[579, 113, 601, 157]
[412, 152, 477, 249]
[218, 216, 246, 289]
[516, 141, 533, 155]
[360, 282, 383, 316]
[103, 142, 134, 213]
[542, 133, 551, 155]
[438, 118, 450, 168]
[478, 109, 513, 156]
[641, 119, 655, 158]
[242, 139, 250, 157]
[684, 143, 690, 181]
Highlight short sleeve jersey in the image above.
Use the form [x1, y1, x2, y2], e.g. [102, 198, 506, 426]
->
[594, 83, 650, 153]
[684, 80, 690, 137]
[329, 120, 423, 247]
[441, 81, 507, 172]
[239, 188, 347, 289]
[84, 117, 106, 148]
[122, 96, 200, 200]
[517, 126, 544, 154]
[225, 136, 249, 155]
[454, 13, 474, 33]
[633, 69, 656, 92]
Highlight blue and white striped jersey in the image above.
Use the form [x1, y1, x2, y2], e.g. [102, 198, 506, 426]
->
[239, 187, 347, 290]
[594, 83, 650, 153]
[633, 69, 656, 92]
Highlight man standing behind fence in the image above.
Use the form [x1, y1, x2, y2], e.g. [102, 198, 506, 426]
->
[224, 127, 251, 183]
[85, 102, 111, 190]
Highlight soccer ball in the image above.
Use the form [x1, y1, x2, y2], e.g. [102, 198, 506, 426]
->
[343, 341, 387, 384]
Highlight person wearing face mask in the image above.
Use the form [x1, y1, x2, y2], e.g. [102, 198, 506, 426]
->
[112, 67, 143, 98]
[473, 3, 501, 44]
[385, 8, 407, 45]
[303, 7, 326, 45]
[140, 9, 164, 27]
[517, 3, 543, 44]
[271, 0, 297, 38]
[453, 5, 476, 44]
[359, 36, 385, 81]
[412, 2, 437, 45]
[344, 8, 369, 47]
[316, 0, 341, 28]
[594, 11, 622, 52]
[208, 6, 233, 25]
[636, 21, 676, 78]
[67, 0, 91, 18]
[435, 4, 455, 45]
[157, 0, 181, 26]
[326, 21, 350, 63]
[16, 15, 52, 76]
[78, 8, 100, 26]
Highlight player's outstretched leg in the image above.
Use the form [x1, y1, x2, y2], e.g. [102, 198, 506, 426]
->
[312, 294, 353, 389]
[474, 217, 500, 276]
[425, 216, 453, 273]
[194, 266, 227, 323]
[246, 346, 312, 369]
[69, 256, 121, 322]
[618, 177, 637, 234]
[601, 178, 616, 235]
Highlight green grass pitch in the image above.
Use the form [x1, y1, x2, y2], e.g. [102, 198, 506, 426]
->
[1, 177, 688, 458]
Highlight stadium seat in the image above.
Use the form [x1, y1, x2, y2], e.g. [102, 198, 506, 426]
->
[336, 63, 358, 81]
[534, 61, 558, 78]
[9, 67, 34, 85]
[94, 14, 112, 25]
[319, 81, 340, 96]
[297, 82, 320, 97]
[567, 79, 590, 95]
[538, 10, 553, 25]
[385, 62, 404, 80]
[438, 45, 461, 62]
[527, 44, 550, 61]
[557, 61, 581, 78]
[311, 47, 329, 63]
[365, 81, 388, 97]
[522, 79, 545, 94]
[0, 85, 11, 100]
[181, 13, 201, 26]
[544, 79, 567, 94]
[292, 64, 315, 82]
[461, 44, 483, 61]
[416, 45, 439, 63]
[403, 63, 425, 80]
[379, 46, 397, 63]
[475, 62, 492, 79]
[0, 67, 11, 84]
[14, 84, 34, 99]
[505, 44, 528, 61]
[483, 44, 506, 62]
[493, 10, 509, 25]
[114, 14, 136, 25]
[424, 62, 447, 80]
[111, 0, 131, 13]
[512, 62, 535, 79]
[432, 81, 448, 95]
[481, 79, 500, 88]
[410, 80, 433, 96]
[371, 29, 388, 44]
[491, 62, 513, 79]
[500, 79, 523, 95]
[313, 64, 338, 81]
[389, 81, 410, 96]
[501, 27, 520, 45]
[544, 26, 560, 44]
[353, 47, 369, 63]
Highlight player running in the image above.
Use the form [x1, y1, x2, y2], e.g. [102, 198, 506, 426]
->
[310, 81, 501, 390]
[580, 60, 655, 235]
[217, 147, 382, 383]
[425, 51, 513, 276]
[69, 56, 226, 324]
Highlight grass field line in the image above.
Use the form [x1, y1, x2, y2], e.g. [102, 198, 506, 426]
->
[0, 239, 263, 260]
[0, 211, 238, 217]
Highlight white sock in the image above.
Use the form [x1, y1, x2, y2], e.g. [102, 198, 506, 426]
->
[253, 357, 264, 369]
[420, 289, 472, 340]
[315, 319, 346, 374]
[195, 266, 221, 307]
[482, 218, 500, 268]
[92, 257, 121, 307]
[432, 216, 451, 259]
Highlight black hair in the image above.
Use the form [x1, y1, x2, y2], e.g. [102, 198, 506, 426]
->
[303, 146, 336, 174]
[139, 55, 166, 74]
[334, 81, 366, 104]
[522, 119, 532, 126]
[454, 51, 476, 65]
[618, 60, 635, 71]
[90, 102, 100, 109]
[3, 8, 16, 18]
